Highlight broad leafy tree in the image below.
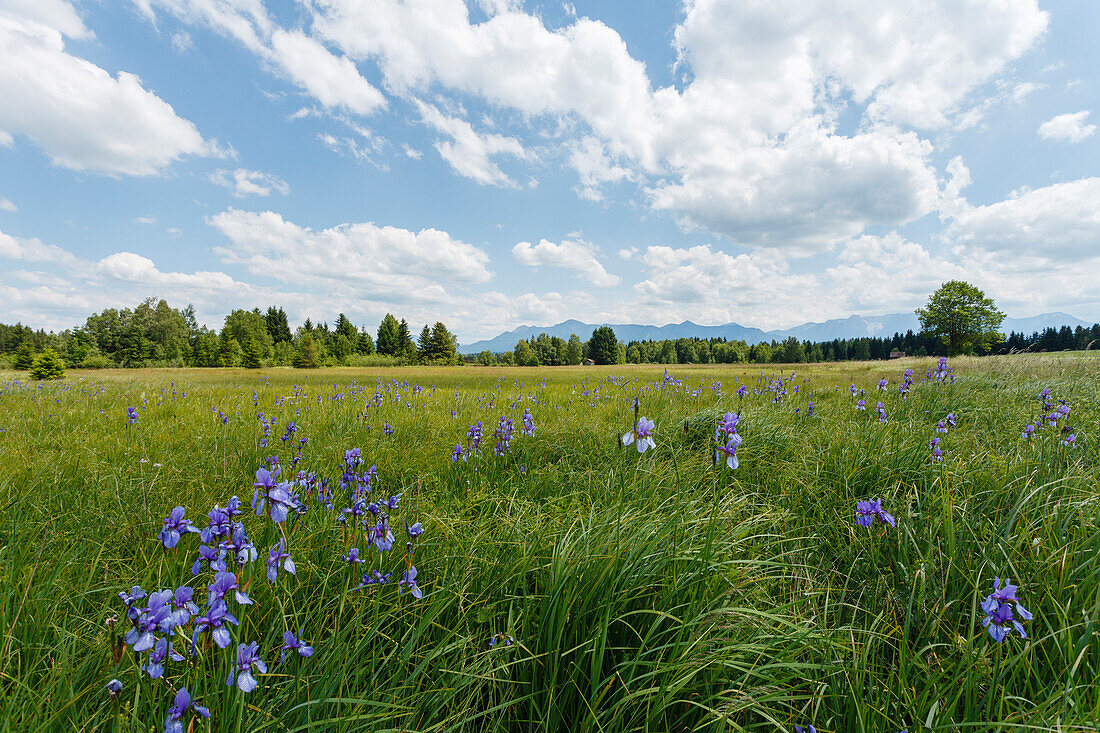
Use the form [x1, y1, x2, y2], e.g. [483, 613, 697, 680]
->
[916, 281, 1005, 355]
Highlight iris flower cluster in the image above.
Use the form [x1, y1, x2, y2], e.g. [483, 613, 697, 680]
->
[855, 499, 895, 527]
[714, 412, 742, 470]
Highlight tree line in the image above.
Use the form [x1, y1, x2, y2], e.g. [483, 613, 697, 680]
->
[0, 299, 460, 369]
[467, 322, 1100, 367]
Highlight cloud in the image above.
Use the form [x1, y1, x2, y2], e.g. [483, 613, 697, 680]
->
[945, 177, 1100, 259]
[512, 238, 620, 287]
[138, 1, 386, 118]
[210, 168, 290, 198]
[0, 197, 16, 212]
[1038, 111, 1096, 143]
[132, 215, 157, 224]
[170, 30, 192, 53]
[268, 29, 385, 115]
[207, 208, 493, 299]
[401, 143, 422, 159]
[0, 4, 222, 176]
[416, 102, 529, 187]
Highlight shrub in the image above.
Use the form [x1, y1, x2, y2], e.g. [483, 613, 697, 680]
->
[81, 354, 115, 369]
[29, 348, 65, 380]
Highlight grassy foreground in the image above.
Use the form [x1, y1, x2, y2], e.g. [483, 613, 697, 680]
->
[0, 354, 1098, 732]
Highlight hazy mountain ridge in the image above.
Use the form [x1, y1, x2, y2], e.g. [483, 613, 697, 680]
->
[461, 312, 1091, 353]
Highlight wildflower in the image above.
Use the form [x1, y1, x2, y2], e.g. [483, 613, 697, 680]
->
[170, 586, 199, 626]
[266, 539, 296, 582]
[452, 443, 467, 463]
[164, 687, 209, 733]
[794, 727, 816, 733]
[855, 399, 866, 411]
[227, 641, 267, 693]
[981, 577, 1033, 642]
[736, 385, 748, 398]
[342, 547, 365, 565]
[222, 523, 257, 565]
[159, 506, 200, 549]
[207, 571, 252, 606]
[522, 409, 535, 436]
[1062, 433, 1076, 447]
[930, 437, 943, 461]
[192, 600, 238, 650]
[124, 589, 174, 652]
[406, 522, 424, 539]
[118, 586, 147, 621]
[144, 636, 184, 679]
[622, 417, 656, 453]
[369, 517, 395, 553]
[876, 402, 887, 423]
[715, 412, 739, 441]
[1022, 423, 1036, 439]
[716, 433, 743, 470]
[106, 679, 122, 699]
[399, 566, 424, 599]
[355, 570, 393, 589]
[126, 407, 138, 424]
[383, 422, 394, 435]
[192, 544, 227, 575]
[877, 378, 888, 391]
[855, 499, 895, 527]
[489, 633, 514, 647]
[344, 448, 362, 470]
[279, 629, 314, 663]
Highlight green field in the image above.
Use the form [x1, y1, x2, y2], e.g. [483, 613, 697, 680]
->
[1, 354, 1098, 732]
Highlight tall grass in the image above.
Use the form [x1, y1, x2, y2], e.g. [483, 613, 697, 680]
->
[0, 354, 1097, 731]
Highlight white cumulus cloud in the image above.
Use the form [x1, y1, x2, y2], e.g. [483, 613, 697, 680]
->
[1038, 111, 1096, 143]
[512, 238, 619, 287]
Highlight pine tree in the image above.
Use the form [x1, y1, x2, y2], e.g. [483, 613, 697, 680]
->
[397, 319, 415, 359]
[586, 326, 618, 365]
[376, 314, 400, 355]
[30, 348, 65, 380]
[241, 336, 262, 368]
[294, 333, 321, 368]
[416, 325, 432, 362]
[13, 342, 35, 370]
[429, 322, 458, 364]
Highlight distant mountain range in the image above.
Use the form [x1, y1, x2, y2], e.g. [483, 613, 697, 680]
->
[460, 312, 1092, 354]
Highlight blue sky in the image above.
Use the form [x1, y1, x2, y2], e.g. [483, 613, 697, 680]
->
[1, 0, 1097, 342]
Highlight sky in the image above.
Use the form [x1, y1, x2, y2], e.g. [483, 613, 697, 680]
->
[0, 0, 1098, 343]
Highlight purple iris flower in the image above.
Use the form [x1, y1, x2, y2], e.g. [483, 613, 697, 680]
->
[981, 577, 1033, 642]
[855, 499, 895, 527]
[716, 433, 743, 470]
[266, 539, 296, 582]
[279, 629, 314, 663]
[406, 522, 424, 539]
[124, 589, 174, 652]
[370, 517, 395, 553]
[221, 523, 257, 565]
[856, 399, 866, 410]
[252, 466, 280, 513]
[356, 570, 393, 589]
[106, 679, 122, 699]
[399, 566, 423, 599]
[164, 687, 210, 733]
[385, 494, 401, 511]
[201, 505, 232, 543]
[170, 586, 200, 626]
[452, 443, 467, 463]
[127, 407, 138, 424]
[522, 409, 535, 436]
[338, 498, 367, 524]
[736, 385, 748, 398]
[191, 600, 238, 649]
[622, 417, 656, 453]
[192, 544, 227, 575]
[118, 586, 147, 621]
[930, 437, 943, 461]
[144, 636, 184, 679]
[227, 641, 267, 693]
[1022, 424, 1036, 439]
[159, 506, 200, 549]
[207, 571, 252, 606]
[794, 727, 816, 733]
[343, 547, 365, 565]
[1062, 433, 1076, 447]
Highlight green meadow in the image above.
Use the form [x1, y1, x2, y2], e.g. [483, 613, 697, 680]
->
[1, 354, 1098, 732]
